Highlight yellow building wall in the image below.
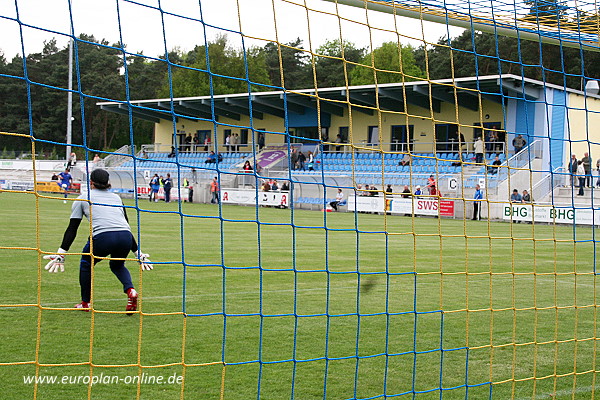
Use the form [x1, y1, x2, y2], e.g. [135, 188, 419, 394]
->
[567, 93, 600, 160]
[153, 99, 505, 154]
[154, 114, 287, 153]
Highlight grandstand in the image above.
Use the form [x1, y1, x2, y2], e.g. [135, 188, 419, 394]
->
[96, 74, 599, 211]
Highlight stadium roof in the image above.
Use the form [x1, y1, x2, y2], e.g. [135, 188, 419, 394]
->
[96, 74, 586, 124]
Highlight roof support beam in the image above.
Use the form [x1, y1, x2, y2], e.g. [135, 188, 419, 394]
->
[381, 87, 438, 113]
[228, 97, 285, 118]
[252, 96, 305, 114]
[414, 85, 478, 111]
[101, 105, 161, 123]
[157, 101, 212, 121]
[215, 99, 263, 119]
[119, 103, 171, 122]
[200, 99, 241, 121]
[282, 94, 346, 117]
[498, 79, 540, 100]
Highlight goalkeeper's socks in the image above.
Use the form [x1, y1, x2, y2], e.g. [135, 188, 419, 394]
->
[126, 288, 138, 315]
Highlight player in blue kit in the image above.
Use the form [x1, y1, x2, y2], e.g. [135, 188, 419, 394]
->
[43, 169, 153, 315]
[57, 168, 73, 203]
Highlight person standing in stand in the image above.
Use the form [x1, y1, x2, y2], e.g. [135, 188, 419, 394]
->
[163, 173, 172, 203]
[210, 177, 220, 204]
[473, 184, 483, 220]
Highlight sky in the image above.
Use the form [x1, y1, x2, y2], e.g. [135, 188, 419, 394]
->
[0, 0, 463, 60]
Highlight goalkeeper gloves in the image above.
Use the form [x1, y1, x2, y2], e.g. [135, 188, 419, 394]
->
[136, 250, 153, 271]
[43, 248, 67, 273]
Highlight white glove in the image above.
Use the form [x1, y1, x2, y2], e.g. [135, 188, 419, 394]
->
[43, 248, 67, 273]
[136, 250, 153, 271]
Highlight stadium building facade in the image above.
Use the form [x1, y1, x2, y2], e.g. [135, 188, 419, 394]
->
[98, 74, 600, 173]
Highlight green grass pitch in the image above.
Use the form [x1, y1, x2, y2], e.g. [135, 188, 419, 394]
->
[0, 191, 598, 399]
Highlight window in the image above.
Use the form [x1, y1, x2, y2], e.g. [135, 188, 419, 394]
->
[240, 129, 249, 144]
[368, 126, 379, 146]
[223, 129, 231, 144]
[338, 126, 348, 143]
[390, 125, 414, 152]
[434, 124, 458, 151]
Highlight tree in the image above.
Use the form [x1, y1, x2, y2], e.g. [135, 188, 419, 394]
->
[350, 42, 425, 85]
[158, 35, 271, 98]
[314, 39, 365, 88]
[263, 38, 312, 89]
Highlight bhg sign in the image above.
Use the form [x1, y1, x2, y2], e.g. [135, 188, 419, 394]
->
[503, 204, 599, 225]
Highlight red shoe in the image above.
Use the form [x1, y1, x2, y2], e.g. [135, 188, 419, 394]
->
[75, 301, 91, 311]
[126, 288, 138, 315]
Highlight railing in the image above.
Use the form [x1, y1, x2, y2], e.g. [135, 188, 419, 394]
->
[531, 167, 567, 203]
[103, 145, 133, 167]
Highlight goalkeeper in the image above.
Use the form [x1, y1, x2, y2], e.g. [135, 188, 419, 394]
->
[43, 168, 152, 314]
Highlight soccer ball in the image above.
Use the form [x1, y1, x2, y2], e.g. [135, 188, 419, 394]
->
[61, 184, 68, 189]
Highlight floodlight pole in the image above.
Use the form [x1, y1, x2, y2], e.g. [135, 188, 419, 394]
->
[66, 36, 73, 161]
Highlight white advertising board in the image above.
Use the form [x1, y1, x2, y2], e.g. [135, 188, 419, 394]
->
[348, 196, 455, 216]
[502, 204, 600, 225]
[221, 189, 289, 207]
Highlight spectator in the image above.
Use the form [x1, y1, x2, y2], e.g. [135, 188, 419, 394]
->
[414, 185, 422, 196]
[513, 134, 526, 154]
[459, 132, 467, 153]
[330, 188, 344, 211]
[271, 180, 279, 191]
[369, 185, 378, 197]
[290, 148, 298, 170]
[261, 180, 271, 192]
[473, 184, 483, 220]
[51, 172, 59, 181]
[210, 177, 219, 203]
[67, 152, 77, 168]
[510, 189, 522, 203]
[193, 133, 199, 152]
[242, 160, 253, 172]
[401, 185, 411, 198]
[488, 129, 498, 152]
[205, 151, 217, 163]
[335, 134, 343, 152]
[522, 189, 532, 203]
[204, 135, 211, 152]
[297, 151, 306, 171]
[307, 151, 315, 171]
[581, 152, 592, 187]
[258, 132, 265, 151]
[163, 173, 172, 203]
[93, 154, 101, 164]
[577, 160, 586, 196]
[488, 155, 502, 174]
[167, 146, 176, 158]
[399, 153, 411, 167]
[231, 133, 238, 152]
[357, 184, 364, 196]
[225, 134, 231, 152]
[386, 184, 393, 194]
[281, 181, 289, 191]
[184, 134, 192, 152]
[427, 175, 436, 192]
[429, 185, 440, 197]
[149, 174, 160, 202]
[568, 154, 578, 187]
[474, 137, 484, 164]
[597, 157, 600, 187]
